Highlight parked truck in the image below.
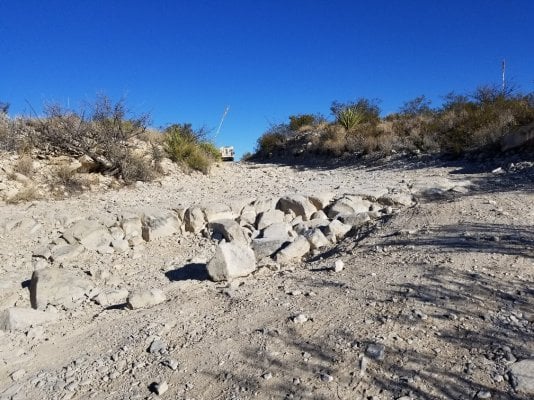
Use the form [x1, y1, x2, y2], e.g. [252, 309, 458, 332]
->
[220, 146, 235, 161]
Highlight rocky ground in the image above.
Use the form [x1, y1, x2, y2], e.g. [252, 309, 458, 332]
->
[0, 154, 533, 400]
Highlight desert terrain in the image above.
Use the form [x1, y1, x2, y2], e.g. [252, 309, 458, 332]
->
[0, 155, 533, 400]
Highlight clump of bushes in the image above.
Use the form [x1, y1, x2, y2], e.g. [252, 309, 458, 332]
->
[255, 86, 534, 159]
[289, 114, 321, 131]
[163, 123, 220, 174]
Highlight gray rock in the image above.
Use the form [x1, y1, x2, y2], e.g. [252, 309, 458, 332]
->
[276, 195, 317, 221]
[203, 203, 235, 223]
[121, 216, 142, 240]
[239, 204, 257, 226]
[251, 237, 288, 260]
[153, 381, 168, 395]
[310, 210, 328, 220]
[111, 239, 129, 253]
[323, 219, 352, 240]
[303, 229, 330, 250]
[207, 242, 256, 281]
[50, 244, 84, 263]
[209, 219, 248, 244]
[366, 343, 385, 360]
[333, 260, 344, 272]
[64, 220, 113, 252]
[0, 307, 58, 332]
[256, 209, 285, 230]
[92, 289, 129, 306]
[337, 212, 371, 228]
[509, 359, 534, 394]
[308, 192, 335, 210]
[109, 226, 125, 241]
[30, 268, 94, 310]
[184, 206, 206, 234]
[148, 338, 167, 354]
[253, 198, 278, 214]
[262, 222, 293, 241]
[275, 236, 310, 263]
[127, 289, 166, 309]
[162, 358, 179, 371]
[326, 196, 371, 218]
[141, 209, 180, 241]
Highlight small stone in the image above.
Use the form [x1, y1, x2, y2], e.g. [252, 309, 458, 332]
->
[292, 377, 300, 385]
[127, 289, 166, 309]
[293, 314, 308, 324]
[262, 372, 272, 380]
[148, 339, 167, 354]
[162, 358, 179, 371]
[153, 381, 168, 395]
[333, 260, 344, 272]
[366, 343, 385, 360]
[476, 390, 492, 399]
[320, 373, 333, 382]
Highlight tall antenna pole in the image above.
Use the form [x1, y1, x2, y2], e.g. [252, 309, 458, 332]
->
[214, 105, 230, 139]
[501, 59, 506, 95]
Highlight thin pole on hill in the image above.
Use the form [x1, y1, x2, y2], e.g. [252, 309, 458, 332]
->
[215, 105, 230, 140]
[502, 59, 506, 95]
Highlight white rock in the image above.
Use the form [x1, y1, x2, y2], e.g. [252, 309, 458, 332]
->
[30, 268, 94, 310]
[209, 219, 249, 244]
[276, 236, 310, 263]
[202, 203, 235, 223]
[50, 244, 84, 263]
[323, 220, 352, 240]
[308, 192, 335, 210]
[509, 359, 534, 394]
[184, 206, 206, 234]
[93, 289, 129, 306]
[141, 209, 180, 241]
[121, 216, 142, 240]
[333, 260, 344, 272]
[0, 308, 58, 332]
[256, 209, 285, 230]
[207, 242, 256, 281]
[277, 195, 317, 221]
[304, 229, 330, 250]
[127, 289, 166, 309]
[293, 314, 308, 324]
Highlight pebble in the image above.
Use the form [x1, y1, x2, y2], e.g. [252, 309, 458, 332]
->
[148, 338, 167, 354]
[366, 343, 385, 360]
[320, 373, 333, 382]
[153, 381, 169, 395]
[162, 358, 179, 371]
[476, 390, 492, 399]
[293, 314, 308, 324]
[333, 260, 344, 272]
[262, 372, 272, 380]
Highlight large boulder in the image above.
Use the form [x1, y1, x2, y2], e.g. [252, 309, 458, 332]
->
[50, 244, 84, 263]
[277, 195, 317, 221]
[0, 307, 58, 332]
[207, 242, 256, 281]
[140, 209, 181, 241]
[275, 236, 311, 263]
[30, 268, 94, 310]
[209, 219, 249, 244]
[184, 206, 206, 234]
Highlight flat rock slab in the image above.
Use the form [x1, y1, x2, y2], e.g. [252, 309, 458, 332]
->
[30, 268, 94, 310]
[0, 307, 58, 331]
[510, 359, 534, 394]
[275, 236, 310, 263]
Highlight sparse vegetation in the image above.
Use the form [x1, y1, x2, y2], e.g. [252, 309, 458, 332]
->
[13, 154, 34, 177]
[255, 86, 534, 159]
[6, 186, 40, 204]
[163, 123, 220, 174]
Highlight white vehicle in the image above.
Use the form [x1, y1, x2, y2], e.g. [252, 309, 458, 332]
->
[220, 146, 235, 161]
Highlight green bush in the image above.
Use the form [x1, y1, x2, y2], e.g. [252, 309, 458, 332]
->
[330, 98, 381, 125]
[336, 107, 364, 131]
[163, 123, 219, 174]
[289, 114, 318, 131]
[256, 124, 289, 155]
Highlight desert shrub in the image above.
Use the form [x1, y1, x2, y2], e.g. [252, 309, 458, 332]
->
[6, 186, 40, 204]
[331, 98, 381, 126]
[241, 152, 253, 161]
[336, 107, 364, 131]
[289, 114, 319, 131]
[256, 124, 289, 155]
[317, 125, 347, 156]
[120, 154, 156, 183]
[399, 95, 433, 116]
[31, 95, 156, 181]
[163, 123, 219, 174]
[13, 154, 34, 177]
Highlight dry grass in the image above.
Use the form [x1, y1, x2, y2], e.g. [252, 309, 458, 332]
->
[6, 186, 40, 204]
[12, 154, 34, 177]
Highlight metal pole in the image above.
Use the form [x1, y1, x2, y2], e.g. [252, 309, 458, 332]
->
[502, 59, 506, 95]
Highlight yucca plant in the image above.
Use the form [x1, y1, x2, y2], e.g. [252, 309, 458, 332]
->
[337, 107, 363, 131]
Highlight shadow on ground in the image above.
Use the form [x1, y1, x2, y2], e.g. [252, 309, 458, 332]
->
[165, 263, 209, 281]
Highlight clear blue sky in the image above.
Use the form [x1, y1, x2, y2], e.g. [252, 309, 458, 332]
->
[1, 1, 533, 157]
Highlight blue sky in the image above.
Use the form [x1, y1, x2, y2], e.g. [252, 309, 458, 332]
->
[1, 1, 533, 157]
